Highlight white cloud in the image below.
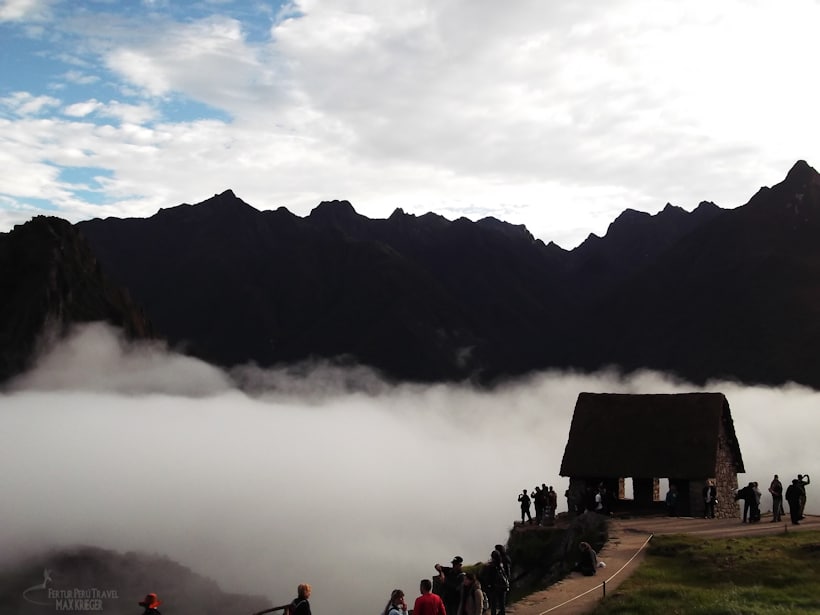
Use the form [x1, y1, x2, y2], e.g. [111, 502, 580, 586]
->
[2, 1, 820, 247]
[104, 15, 278, 110]
[63, 99, 104, 117]
[0, 0, 52, 21]
[1, 91, 61, 116]
[62, 69, 100, 85]
[1, 323, 817, 613]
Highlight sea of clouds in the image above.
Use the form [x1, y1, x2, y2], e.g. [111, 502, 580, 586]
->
[1, 323, 816, 613]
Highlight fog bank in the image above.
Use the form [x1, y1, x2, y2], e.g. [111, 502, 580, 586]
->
[1, 324, 817, 612]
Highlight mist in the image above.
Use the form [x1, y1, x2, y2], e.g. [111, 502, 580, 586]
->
[1, 323, 817, 613]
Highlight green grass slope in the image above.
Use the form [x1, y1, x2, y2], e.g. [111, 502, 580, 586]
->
[592, 531, 820, 614]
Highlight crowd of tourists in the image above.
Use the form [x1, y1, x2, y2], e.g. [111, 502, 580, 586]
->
[516, 483, 560, 524]
[661, 473, 811, 524]
[379, 545, 512, 615]
[739, 473, 811, 525]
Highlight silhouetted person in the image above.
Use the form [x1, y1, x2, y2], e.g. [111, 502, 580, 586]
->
[480, 550, 509, 615]
[517, 489, 532, 524]
[798, 474, 811, 519]
[769, 475, 783, 522]
[254, 584, 312, 615]
[565, 487, 578, 516]
[547, 486, 558, 521]
[413, 579, 446, 615]
[435, 555, 464, 615]
[665, 484, 678, 517]
[533, 486, 544, 524]
[493, 543, 512, 585]
[138, 593, 161, 615]
[786, 479, 802, 525]
[703, 480, 717, 518]
[739, 482, 755, 523]
[750, 482, 761, 522]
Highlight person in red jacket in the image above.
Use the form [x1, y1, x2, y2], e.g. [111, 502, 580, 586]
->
[138, 593, 162, 614]
[413, 579, 446, 615]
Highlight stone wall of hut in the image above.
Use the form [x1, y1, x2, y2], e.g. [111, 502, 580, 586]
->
[714, 419, 740, 519]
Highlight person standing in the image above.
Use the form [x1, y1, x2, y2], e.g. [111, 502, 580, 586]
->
[480, 550, 509, 615]
[750, 482, 762, 522]
[382, 589, 408, 615]
[457, 573, 483, 615]
[798, 474, 811, 519]
[564, 488, 576, 517]
[413, 579, 446, 615]
[703, 480, 717, 519]
[665, 485, 678, 517]
[290, 584, 312, 615]
[435, 556, 465, 615]
[517, 490, 532, 524]
[532, 486, 544, 524]
[768, 475, 783, 522]
[739, 482, 754, 523]
[547, 486, 558, 521]
[786, 479, 802, 525]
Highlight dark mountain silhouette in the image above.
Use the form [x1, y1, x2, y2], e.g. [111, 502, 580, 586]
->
[570, 159, 820, 386]
[0, 216, 154, 384]
[0, 545, 268, 614]
[4, 161, 820, 388]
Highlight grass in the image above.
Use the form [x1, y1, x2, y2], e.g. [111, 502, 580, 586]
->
[591, 530, 820, 614]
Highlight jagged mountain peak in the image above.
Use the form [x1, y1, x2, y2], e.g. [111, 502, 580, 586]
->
[310, 199, 357, 216]
[785, 159, 818, 185]
[476, 216, 535, 242]
[197, 189, 257, 211]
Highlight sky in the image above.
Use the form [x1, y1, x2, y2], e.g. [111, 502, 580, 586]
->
[2, 323, 819, 613]
[2, 1, 820, 248]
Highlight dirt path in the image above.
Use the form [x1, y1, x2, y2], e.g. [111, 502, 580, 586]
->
[505, 514, 820, 615]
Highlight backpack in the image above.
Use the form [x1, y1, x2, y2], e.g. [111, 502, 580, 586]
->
[494, 564, 510, 592]
[285, 599, 306, 615]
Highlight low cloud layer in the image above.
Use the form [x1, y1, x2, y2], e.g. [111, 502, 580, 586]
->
[1, 324, 817, 612]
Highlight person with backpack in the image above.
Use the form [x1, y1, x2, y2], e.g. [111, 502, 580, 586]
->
[480, 550, 509, 615]
[457, 573, 484, 615]
[381, 589, 408, 615]
[289, 584, 311, 615]
[493, 544, 512, 588]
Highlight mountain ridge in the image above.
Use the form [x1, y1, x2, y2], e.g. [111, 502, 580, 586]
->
[4, 160, 819, 388]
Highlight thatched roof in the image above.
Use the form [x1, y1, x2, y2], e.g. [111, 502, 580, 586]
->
[560, 392, 745, 479]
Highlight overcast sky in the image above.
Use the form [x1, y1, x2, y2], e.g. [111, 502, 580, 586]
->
[2, 324, 819, 612]
[2, 0, 819, 247]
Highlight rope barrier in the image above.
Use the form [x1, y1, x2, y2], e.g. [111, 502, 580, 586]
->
[535, 533, 654, 614]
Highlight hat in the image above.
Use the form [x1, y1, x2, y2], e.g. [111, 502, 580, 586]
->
[451, 556, 463, 564]
[138, 593, 161, 608]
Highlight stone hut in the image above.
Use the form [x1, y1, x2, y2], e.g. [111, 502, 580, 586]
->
[560, 392, 744, 518]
